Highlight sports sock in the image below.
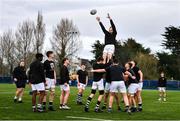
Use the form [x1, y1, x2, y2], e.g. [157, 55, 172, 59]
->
[42, 102, 46, 107]
[95, 101, 101, 109]
[125, 105, 129, 110]
[77, 94, 82, 102]
[14, 96, 17, 99]
[85, 97, 92, 107]
[32, 105, 36, 109]
[138, 103, 142, 107]
[49, 102, 53, 107]
[18, 97, 22, 101]
[37, 104, 42, 108]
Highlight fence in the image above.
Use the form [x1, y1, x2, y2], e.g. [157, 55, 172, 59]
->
[0, 77, 179, 90]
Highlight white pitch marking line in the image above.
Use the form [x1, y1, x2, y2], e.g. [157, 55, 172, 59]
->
[66, 116, 113, 121]
[0, 106, 12, 109]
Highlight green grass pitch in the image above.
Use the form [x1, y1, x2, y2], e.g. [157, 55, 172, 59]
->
[0, 84, 180, 120]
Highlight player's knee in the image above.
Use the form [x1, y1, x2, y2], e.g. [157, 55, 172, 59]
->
[91, 89, 96, 94]
[130, 93, 134, 97]
[99, 90, 104, 95]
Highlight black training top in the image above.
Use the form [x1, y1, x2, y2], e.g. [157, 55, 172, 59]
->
[93, 63, 106, 82]
[99, 19, 117, 45]
[44, 60, 55, 79]
[77, 69, 88, 84]
[13, 66, 27, 82]
[127, 69, 139, 84]
[132, 66, 141, 82]
[29, 60, 45, 84]
[105, 65, 125, 81]
[158, 77, 167, 87]
[60, 65, 70, 85]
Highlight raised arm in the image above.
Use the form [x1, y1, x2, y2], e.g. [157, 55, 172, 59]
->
[107, 13, 117, 34]
[91, 69, 106, 73]
[96, 17, 108, 34]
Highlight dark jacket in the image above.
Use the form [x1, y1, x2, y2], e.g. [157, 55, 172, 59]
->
[13, 66, 27, 83]
[59, 65, 70, 85]
[158, 77, 167, 87]
[29, 60, 45, 84]
[99, 19, 117, 45]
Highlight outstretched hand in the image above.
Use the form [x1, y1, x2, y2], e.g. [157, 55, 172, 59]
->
[96, 17, 100, 22]
[107, 13, 111, 19]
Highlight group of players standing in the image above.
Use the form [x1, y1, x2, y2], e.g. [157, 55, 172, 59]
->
[84, 14, 143, 114]
[12, 13, 143, 114]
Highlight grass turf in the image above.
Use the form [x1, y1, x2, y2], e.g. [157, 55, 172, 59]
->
[0, 84, 180, 120]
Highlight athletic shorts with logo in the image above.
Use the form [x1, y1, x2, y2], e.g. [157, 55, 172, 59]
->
[92, 79, 104, 91]
[45, 78, 56, 90]
[60, 84, 70, 91]
[77, 83, 86, 90]
[103, 44, 115, 55]
[31, 82, 45, 91]
[158, 87, 166, 92]
[110, 81, 126, 93]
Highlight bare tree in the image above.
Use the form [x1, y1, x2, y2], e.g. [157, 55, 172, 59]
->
[15, 20, 35, 65]
[0, 30, 16, 75]
[33, 11, 45, 53]
[51, 18, 80, 69]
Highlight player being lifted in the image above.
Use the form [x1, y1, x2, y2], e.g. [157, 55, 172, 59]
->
[84, 57, 105, 112]
[76, 64, 88, 105]
[96, 13, 117, 64]
[42, 51, 56, 111]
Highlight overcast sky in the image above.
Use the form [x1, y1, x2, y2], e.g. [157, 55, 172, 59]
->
[0, 0, 180, 59]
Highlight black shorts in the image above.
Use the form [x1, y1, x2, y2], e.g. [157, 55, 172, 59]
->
[15, 81, 26, 88]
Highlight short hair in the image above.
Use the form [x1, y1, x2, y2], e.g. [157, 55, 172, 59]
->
[62, 58, 68, 64]
[128, 62, 133, 68]
[97, 56, 104, 62]
[35, 53, 43, 59]
[46, 51, 53, 57]
[113, 58, 119, 64]
[131, 60, 137, 66]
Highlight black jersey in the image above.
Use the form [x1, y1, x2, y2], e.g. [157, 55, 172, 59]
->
[105, 62, 112, 83]
[132, 66, 141, 82]
[13, 66, 27, 82]
[158, 77, 167, 87]
[77, 69, 88, 84]
[105, 65, 125, 81]
[60, 65, 70, 85]
[44, 60, 55, 79]
[128, 69, 138, 84]
[99, 19, 117, 45]
[29, 60, 45, 84]
[93, 63, 105, 82]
